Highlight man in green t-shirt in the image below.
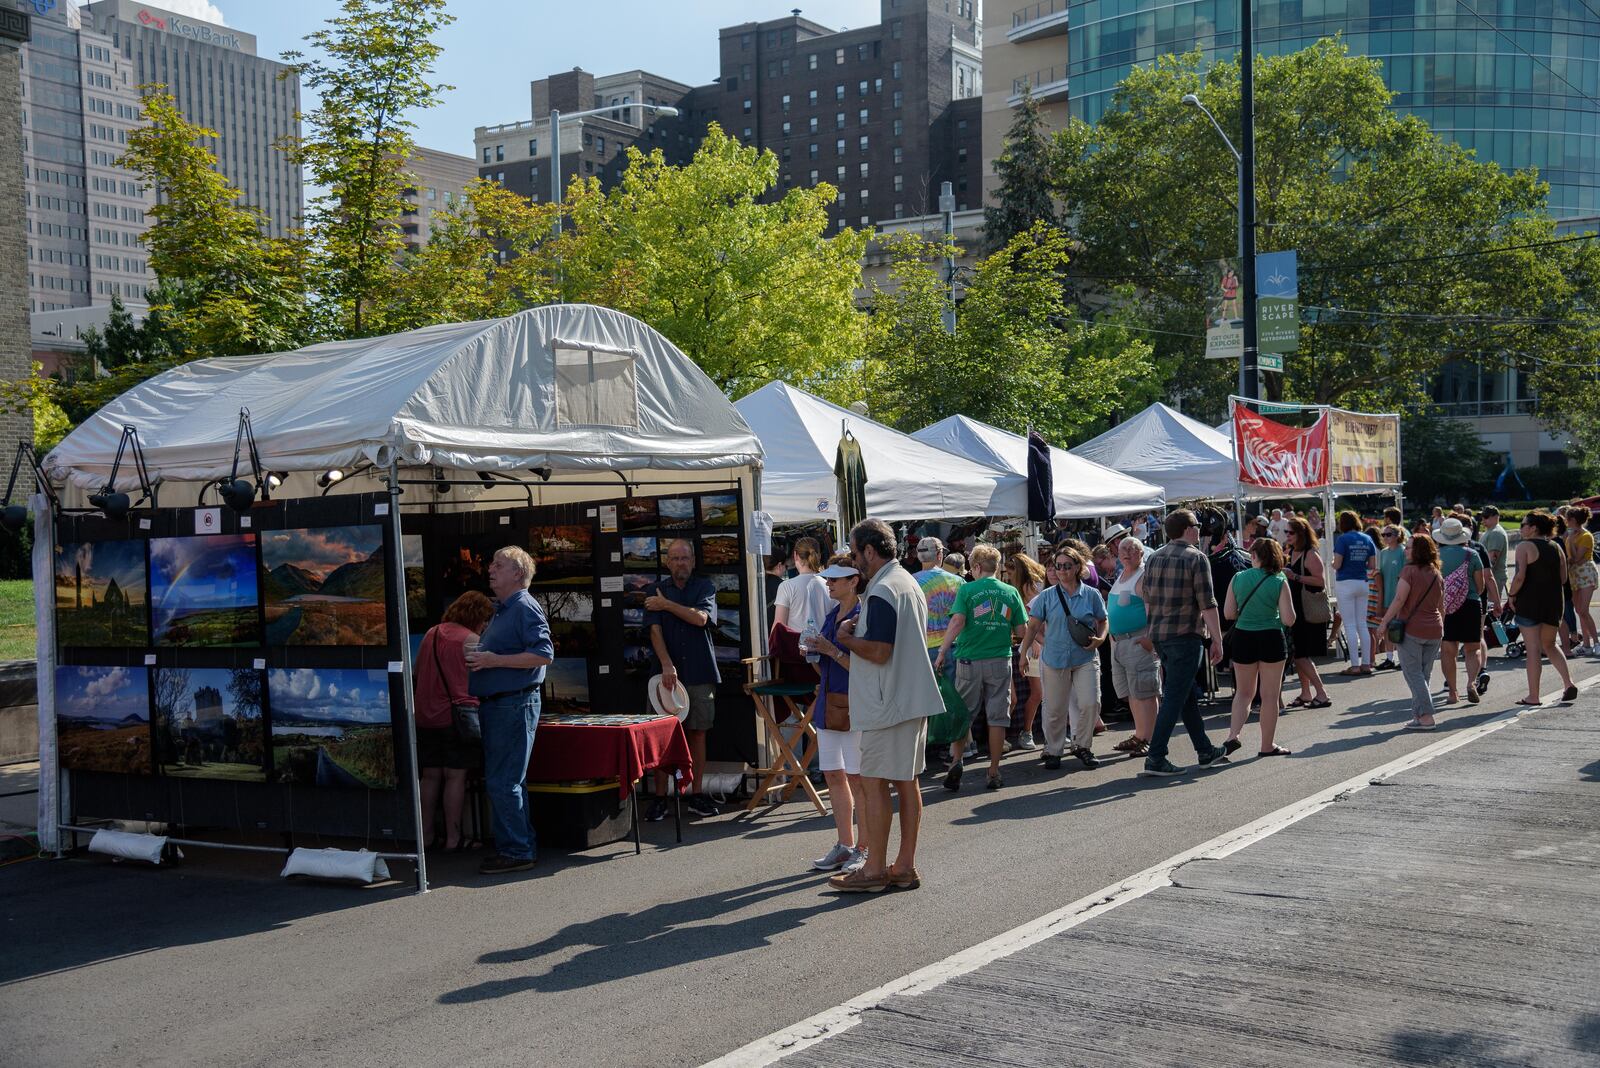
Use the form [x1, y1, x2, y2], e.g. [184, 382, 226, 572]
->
[936, 544, 1027, 791]
[1480, 507, 1510, 593]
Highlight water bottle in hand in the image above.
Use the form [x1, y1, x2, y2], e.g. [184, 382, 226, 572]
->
[801, 615, 819, 664]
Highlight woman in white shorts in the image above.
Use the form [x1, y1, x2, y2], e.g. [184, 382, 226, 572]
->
[801, 554, 867, 873]
[1107, 536, 1159, 755]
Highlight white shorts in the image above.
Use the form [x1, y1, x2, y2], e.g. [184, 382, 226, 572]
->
[816, 727, 862, 774]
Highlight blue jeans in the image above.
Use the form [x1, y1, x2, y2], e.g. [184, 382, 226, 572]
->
[1147, 635, 1220, 766]
[480, 689, 540, 860]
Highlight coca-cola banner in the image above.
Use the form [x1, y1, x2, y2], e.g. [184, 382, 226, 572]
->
[1232, 404, 1329, 490]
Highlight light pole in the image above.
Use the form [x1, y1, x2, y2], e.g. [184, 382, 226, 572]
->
[939, 181, 956, 334]
[1181, 92, 1257, 402]
[548, 102, 679, 236]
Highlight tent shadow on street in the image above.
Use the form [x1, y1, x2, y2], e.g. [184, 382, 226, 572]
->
[443, 872, 843, 1002]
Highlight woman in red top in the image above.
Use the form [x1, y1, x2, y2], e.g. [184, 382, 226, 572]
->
[1379, 533, 1445, 731]
[415, 591, 494, 851]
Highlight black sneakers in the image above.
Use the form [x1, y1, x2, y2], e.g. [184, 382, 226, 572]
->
[686, 795, 719, 818]
[645, 799, 669, 822]
[480, 854, 536, 875]
[943, 760, 964, 791]
[1075, 748, 1100, 770]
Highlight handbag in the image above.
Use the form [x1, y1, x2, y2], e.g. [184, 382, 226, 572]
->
[1294, 554, 1332, 624]
[1386, 572, 1438, 645]
[823, 692, 851, 732]
[1222, 574, 1270, 661]
[1055, 586, 1096, 648]
[432, 629, 482, 743]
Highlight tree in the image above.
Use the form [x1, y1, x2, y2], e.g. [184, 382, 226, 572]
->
[282, 0, 453, 338]
[865, 223, 1154, 444]
[1049, 39, 1600, 422]
[555, 127, 870, 398]
[118, 92, 306, 357]
[983, 87, 1057, 252]
[1399, 408, 1496, 506]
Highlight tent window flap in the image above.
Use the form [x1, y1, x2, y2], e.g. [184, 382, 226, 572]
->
[554, 346, 639, 429]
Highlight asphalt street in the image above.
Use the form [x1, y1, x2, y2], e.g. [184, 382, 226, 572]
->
[3, 645, 1598, 1068]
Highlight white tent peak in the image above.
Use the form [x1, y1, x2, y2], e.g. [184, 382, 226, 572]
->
[46, 304, 763, 490]
[1070, 402, 1242, 502]
[912, 415, 1164, 517]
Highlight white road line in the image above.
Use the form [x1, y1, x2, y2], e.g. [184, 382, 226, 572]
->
[703, 671, 1600, 1068]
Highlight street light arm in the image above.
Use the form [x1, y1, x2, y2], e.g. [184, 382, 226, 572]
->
[551, 103, 679, 124]
[1181, 94, 1241, 164]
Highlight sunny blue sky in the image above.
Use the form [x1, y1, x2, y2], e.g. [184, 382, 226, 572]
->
[153, 0, 883, 157]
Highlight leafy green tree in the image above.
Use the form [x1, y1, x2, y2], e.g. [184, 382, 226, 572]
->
[865, 224, 1153, 444]
[118, 92, 306, 357]
[983, 87, 1057, 252]
[282, 0, 453, 338]
[1399, 407, 1497, 506]
[554, 127, 870, 399]
[1050, 39, 1600, 421]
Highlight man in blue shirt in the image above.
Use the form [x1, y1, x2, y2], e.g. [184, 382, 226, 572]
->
[468, 546, 554, 875]
[645, 538, 720, 819]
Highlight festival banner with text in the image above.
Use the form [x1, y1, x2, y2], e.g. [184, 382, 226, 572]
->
[1233, 403, 1329, 490]
[1326, 410, 1401, 486]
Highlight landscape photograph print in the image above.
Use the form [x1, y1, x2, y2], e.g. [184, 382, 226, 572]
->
[150, 534, 260, 647]
[56, 665, 151, 775]
[658, 497, 695, 530]
[54, 539, 147, 647]
[528, 524, 593, 586]
[268, 668, 395, 790]
[699, 493, 738, 528]
[261, 525, 388, 646]
[621, 497, 657, 533]
[402, 533, 426, 619]
[152, 667, 267, 782]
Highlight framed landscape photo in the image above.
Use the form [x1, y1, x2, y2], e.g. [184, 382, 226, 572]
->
[55, 665, 152, 775]
[260, 525, 388, 646]
[54, 539, 147, 648]
[658, 497, 695, 531]
[699, 493, 738, 528]
[268, 668, 395, 790]
[152, 667, 267, 782]
[149, 534, 260, 648]
[621, 497, 657, 533]
[528, 524, 594, 586]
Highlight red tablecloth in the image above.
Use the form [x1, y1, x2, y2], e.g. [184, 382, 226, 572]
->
[527, 714, 693, 800]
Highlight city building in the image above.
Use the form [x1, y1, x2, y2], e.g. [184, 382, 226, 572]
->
[859, 206, 984, 298]
[19, 0, 154, 313]
[30, 299, 146, 378]
[398, 146, 478, 254]
[709, 1, 984, 231]
[474, 68, 703, 208]
[981, 0, 1069, 201]
[84, 1, 303, 239]
[1, 5, 35, 453]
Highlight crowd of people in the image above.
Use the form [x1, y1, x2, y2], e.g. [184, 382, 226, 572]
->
[795, 501, 1597, 892]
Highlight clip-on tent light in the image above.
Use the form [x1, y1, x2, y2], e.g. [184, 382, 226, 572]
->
[88, 425, 154, 520]
[0, 440, 57, 532]
[219, 407, 269, 514]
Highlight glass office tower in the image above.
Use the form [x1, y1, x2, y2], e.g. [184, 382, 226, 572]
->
[1067, 2, 1600, 219]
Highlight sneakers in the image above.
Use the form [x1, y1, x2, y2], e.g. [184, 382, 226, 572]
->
[1012, 732, 1040, 752]
[479, 853, 536, 875]
[1041, 753, 1062, 770]
[942, 760, 964, 792]
[1475, 671, 1491, 696]
[1075, 747, 1100, 770]
[1197, 747, 1231, 768]
[811, 842, 856, 872]
[985, 773, 1003, 790]
[1139, 759, 1185, 778]
[686, 795, 719, 818]
[645, 799, 669, 822]
[842, 847, 868, 873]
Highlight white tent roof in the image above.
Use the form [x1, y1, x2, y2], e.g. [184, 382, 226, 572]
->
[45, 305, 763, 490]
[1070, 402, 1242, 502]
[734, 382, 1022, 522]
[912, 415, 1164, 517]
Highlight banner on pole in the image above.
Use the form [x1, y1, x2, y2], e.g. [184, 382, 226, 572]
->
[1326, 410, 1401, 486]
[1204, 258, 1243, 359]
[1233, 403, 1328, 490]
[1255, 250, 1298, 354]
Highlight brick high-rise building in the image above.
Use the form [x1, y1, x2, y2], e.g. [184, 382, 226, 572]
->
[709, 1, 984, 230]
[1, 5, 36, 456]
[398, 146, 478, 254]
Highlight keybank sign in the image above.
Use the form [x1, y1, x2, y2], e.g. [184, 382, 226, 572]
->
[136, 8, 244, 50]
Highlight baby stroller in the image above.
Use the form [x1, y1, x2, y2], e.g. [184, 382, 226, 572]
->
[1495, 604, 1525, 659]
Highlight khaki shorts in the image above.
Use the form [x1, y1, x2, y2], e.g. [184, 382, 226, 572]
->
[954, 656, 1014, 727]
[859, 716, 928, 781]
[1110, 633, 1161, 700]
[684, 684, 717, 731]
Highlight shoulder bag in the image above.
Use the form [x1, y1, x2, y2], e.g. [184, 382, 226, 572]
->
[821, 608, 855, 731]
[1222, 574, 1270, 661]
[432, 630, 482, 743]
[1386, 571, 1438, 645]
[1294, 554, 1333, 624]
[1055, 586, 1096, 648]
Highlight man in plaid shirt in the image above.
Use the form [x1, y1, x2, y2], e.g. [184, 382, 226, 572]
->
[1136, 509, 1230, 776]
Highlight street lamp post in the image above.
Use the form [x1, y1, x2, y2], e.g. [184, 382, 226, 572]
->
[939, 181, 956, 334]
[548, 102, 680, 236]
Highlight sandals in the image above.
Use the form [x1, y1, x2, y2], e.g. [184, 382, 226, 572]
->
[1515, 698, 1543, 706]
[1288, 696, 1312, 709]
[1338, 667, 1364, 677]
[447, 837, 482, 854]
[1402, 720, 1437, 731]
[1306, 697, 1332, 709]
[1258, 745, 1292, 757]
[1113, 736, 1147, 753]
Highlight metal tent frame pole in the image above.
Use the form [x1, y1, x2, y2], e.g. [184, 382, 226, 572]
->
[387, 460, 429, 894]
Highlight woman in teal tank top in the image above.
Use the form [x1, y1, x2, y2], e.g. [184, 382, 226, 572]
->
[1222, 538, 1298, 758]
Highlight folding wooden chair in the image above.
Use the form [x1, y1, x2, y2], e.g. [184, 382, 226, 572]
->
[741, 623, 824, 815]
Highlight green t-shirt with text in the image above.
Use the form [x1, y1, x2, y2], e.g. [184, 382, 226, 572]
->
[951, 576, 1028, 661]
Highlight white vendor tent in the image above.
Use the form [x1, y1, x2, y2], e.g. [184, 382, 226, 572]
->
[46, 304, 763, 490]
[1070, 402, 1242, 502]
[735, 382, 1022, 522]
[912, 415, 1165, 517]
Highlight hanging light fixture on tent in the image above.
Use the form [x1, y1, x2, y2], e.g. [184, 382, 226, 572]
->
[0, 441, 55, 533]
[316, 469, 344, 490]
[88, 425, 154, 520]
[219, 408, 269, 514]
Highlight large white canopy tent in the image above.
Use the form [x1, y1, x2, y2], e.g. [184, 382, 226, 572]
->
[36, 305, 766, 881]
[912, 415, 1165, 518]
[1070, 402, 1247, 503]
[734, 382, 1023, 523]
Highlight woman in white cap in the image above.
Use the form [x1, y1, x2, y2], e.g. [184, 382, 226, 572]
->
[800, 553, 867, 873]
[1434, 516, 1486, 706]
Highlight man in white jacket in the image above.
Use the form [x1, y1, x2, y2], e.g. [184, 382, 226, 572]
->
[831, 518, 941, 893]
